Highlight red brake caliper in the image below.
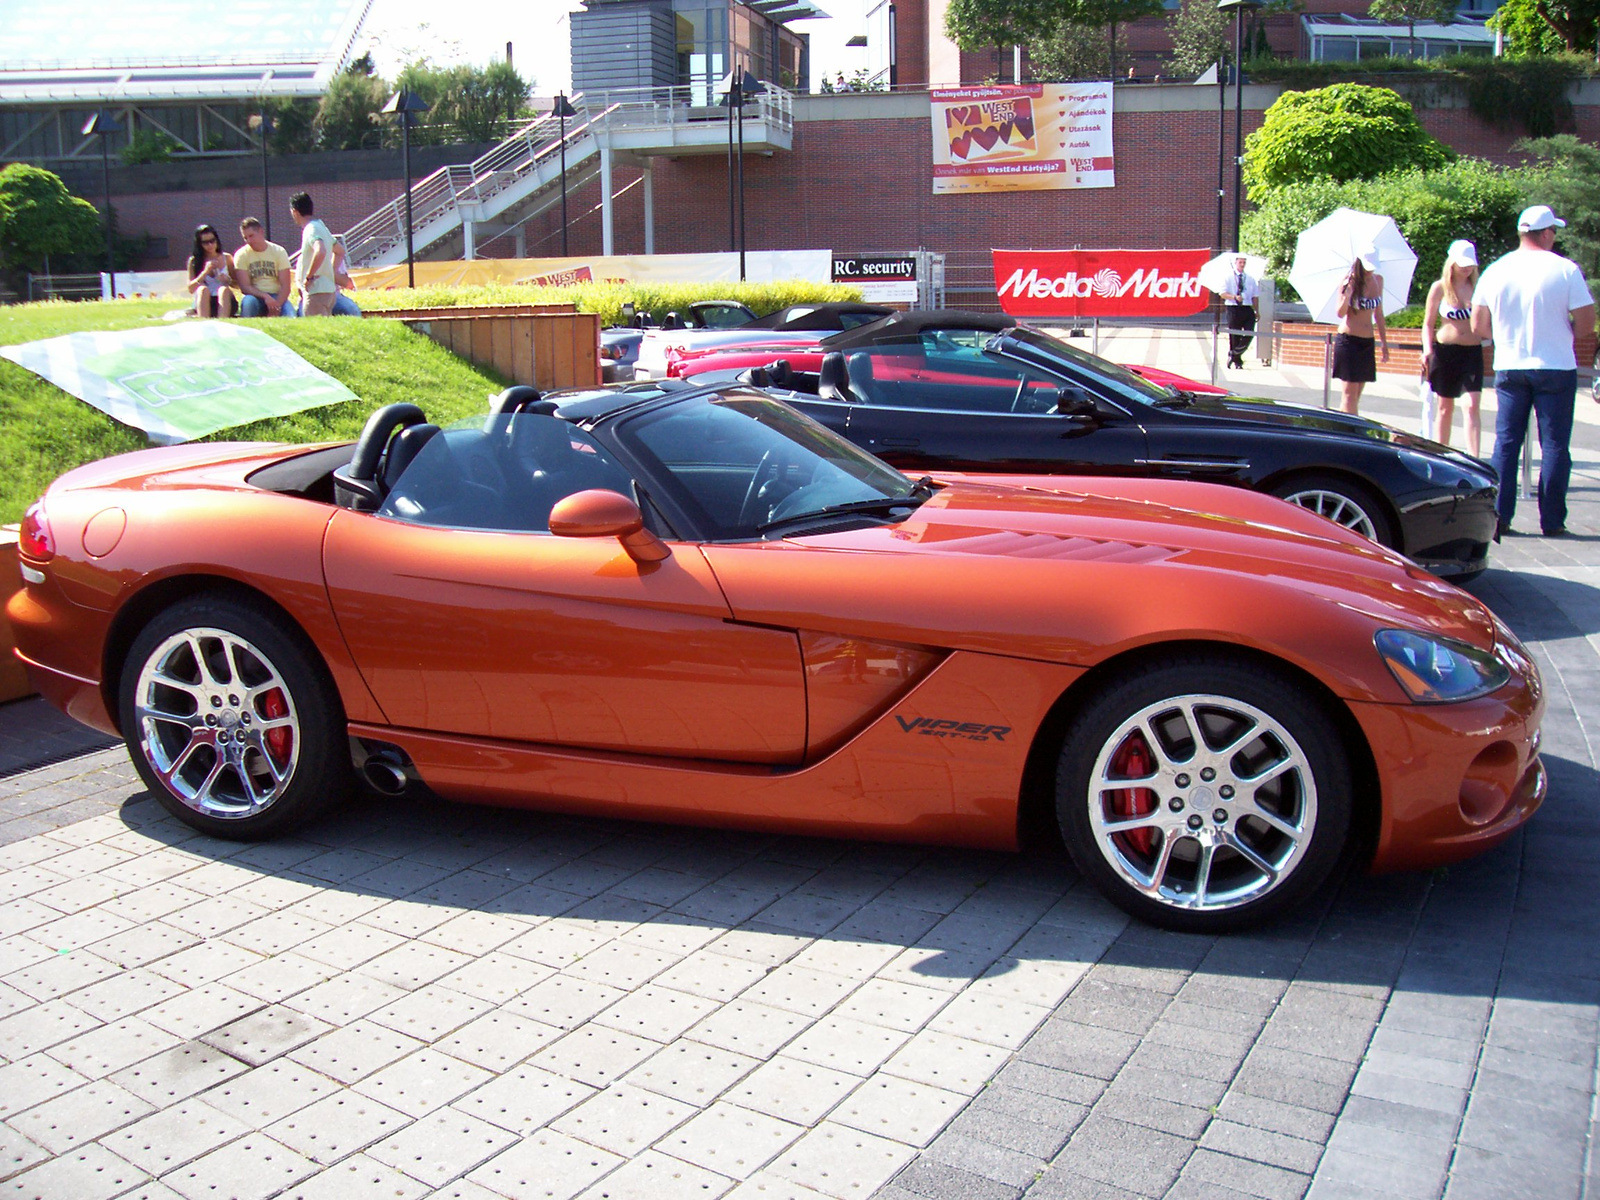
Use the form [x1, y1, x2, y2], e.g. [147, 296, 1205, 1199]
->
[262, 690, 292, 764]
[1108, 732, 1157, 856]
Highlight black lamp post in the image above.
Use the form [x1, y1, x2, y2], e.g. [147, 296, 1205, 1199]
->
[381, 89, 431, 288]
[550, 93, 578, 257]
[81, 111, 122, 300]
[1217, 0, 1262, 254]
[249, 112, 274, 242]
[721, 70, 767, 282]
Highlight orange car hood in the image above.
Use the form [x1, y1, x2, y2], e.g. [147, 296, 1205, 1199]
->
[703, 476, 1494, 701]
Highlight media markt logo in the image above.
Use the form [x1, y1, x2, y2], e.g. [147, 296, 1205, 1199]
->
[998, 264, 1204, 301]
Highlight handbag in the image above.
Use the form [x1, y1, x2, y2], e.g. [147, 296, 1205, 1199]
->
[1418, 380, 1436, 439]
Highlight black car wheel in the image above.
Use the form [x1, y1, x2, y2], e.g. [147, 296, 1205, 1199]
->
[1271, 474, 1395, 547]
[120, 595, 350, 839]
[1055, 654, 1352, 931]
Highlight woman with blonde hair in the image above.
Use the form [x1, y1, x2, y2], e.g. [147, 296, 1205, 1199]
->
[1332, 249, 1389, 414]
[1420, 240, 1486, 456]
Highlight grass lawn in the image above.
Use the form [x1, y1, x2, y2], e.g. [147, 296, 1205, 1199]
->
[0, 300, 514, 524]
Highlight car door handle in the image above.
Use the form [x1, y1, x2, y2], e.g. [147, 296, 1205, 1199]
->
[877, 437, 920, 448]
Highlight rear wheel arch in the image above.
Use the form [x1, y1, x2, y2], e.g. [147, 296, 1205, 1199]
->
[102, 576, 329, 736]
[1017, 640, 1380, 878]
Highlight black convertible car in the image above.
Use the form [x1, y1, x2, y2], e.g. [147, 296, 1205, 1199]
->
[683, 312, 1499, 581]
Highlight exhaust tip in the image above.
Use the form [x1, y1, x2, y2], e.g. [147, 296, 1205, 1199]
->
[363, 757, 409, 795]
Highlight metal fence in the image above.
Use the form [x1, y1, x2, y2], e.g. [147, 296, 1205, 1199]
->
[26, 273, 103, 302]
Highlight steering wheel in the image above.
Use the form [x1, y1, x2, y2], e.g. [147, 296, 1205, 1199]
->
[737, 450, 783, 528]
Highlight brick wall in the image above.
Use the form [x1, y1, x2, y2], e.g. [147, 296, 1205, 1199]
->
[103, 86, 1595, 278]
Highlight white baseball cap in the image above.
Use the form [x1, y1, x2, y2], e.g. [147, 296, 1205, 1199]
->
[1518, 205, 1566, 232]
[1446, 239, 1478, 267]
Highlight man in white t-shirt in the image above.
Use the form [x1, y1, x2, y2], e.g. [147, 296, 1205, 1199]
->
[1472, 204, 1595, 538]
[289, 191, 337, 318]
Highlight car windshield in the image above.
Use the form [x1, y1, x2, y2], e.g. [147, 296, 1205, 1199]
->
[994, 327, 1177, 405]
[618, 389, 926, 539]
[379, 415, 635, 532]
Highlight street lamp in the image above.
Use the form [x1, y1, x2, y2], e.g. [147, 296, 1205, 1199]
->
[381, 89, 431, 288]
[720, 70, 767, 282]
[550, 93, 578, 257]
[1217, 0, 1262, 255]
[248, 112, 274, 242]
[80, 111, 123, 300]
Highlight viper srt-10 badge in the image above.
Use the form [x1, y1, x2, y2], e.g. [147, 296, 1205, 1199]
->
[895, 716, 1011, 742]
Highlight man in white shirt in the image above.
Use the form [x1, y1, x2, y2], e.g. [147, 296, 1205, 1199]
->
[289, 191, 338, 318]
[1472, 205, 1595, 538]
[1222, 254, 1259, 370]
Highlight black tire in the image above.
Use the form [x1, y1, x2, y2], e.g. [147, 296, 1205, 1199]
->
[119, 595, 350, 840]
[1270, 474, 1396, 549]
[1055, 654, 1352, 932]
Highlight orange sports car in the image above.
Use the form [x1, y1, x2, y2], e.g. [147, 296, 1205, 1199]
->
[6, 383, 1545, 931]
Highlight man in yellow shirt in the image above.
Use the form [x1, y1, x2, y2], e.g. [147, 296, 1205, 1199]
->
[231, 218, 296, 317]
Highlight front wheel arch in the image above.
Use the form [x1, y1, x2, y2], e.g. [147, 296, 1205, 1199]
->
[1016, 641, 1380, 886]
[1265, 470, 1400, 551]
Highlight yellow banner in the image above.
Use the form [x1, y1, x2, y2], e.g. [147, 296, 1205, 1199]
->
[351, 251, 834, 292]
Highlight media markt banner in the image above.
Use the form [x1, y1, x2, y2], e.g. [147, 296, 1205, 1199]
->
[993, 248, 1212, 319]
[0, 322, 357, 444]
[930, 83, 1113, 195]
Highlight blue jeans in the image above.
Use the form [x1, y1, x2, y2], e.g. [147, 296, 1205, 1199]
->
[1490, 368, 1577, 533]
[331, 293, 362, 317]
[239, 294, 297, 318]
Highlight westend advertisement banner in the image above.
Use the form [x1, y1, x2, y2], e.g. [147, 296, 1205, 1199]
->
[0, 323, 357, 444]
[930, 83, 1113, 195]
[994, 248, 1212, 319]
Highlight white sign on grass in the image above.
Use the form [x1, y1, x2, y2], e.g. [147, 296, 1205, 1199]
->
[0, 322, 357, 444]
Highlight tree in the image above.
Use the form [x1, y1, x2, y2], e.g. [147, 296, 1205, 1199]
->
[1055, 0, 1167, 82]
[0, 165, 102, 281]
[1518, 134, 1600, 279]
[1030, 20, 1130, 80]
[944, 0, 1059, 62]
[1367, 0, 1458, 58]
[445, 60, 531, 143]
[1167, 0, 1231, 77]
[1486, 0, 1599, 56]
[316, 70, 388, 150]
[1242, 83, 1455, 199]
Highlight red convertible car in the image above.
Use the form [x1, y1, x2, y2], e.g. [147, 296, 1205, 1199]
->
[7, 383, 1544, 930]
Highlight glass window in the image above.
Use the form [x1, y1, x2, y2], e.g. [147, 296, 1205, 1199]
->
[619, 391, 922, 537]
[380, 416, 635, 533]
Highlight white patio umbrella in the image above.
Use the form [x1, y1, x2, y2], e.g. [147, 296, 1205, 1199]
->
[1197, 252, 1269, 296]
[1289, 207, 1418, 324]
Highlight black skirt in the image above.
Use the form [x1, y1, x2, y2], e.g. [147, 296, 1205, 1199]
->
[1427, 341, 1484, 399]
[1331, 333, 1376, 384]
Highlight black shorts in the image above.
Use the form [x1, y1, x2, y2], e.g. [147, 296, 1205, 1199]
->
[1427, 341, 1484, 399]
[1331, 333, 1376, 384]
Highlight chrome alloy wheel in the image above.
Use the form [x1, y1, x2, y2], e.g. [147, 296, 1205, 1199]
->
[1087, 693, 1317, 912]
[132, 626, 300, 819]
[1279, 488, 1378, 541]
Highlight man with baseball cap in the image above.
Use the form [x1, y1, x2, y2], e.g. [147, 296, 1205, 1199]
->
[1472, 205, 1595, 538]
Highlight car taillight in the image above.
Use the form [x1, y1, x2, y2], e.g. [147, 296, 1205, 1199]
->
[19, 499, 54, 561]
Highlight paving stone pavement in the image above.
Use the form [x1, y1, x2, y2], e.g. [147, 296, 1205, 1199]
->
[0, 426, 1595, 1199]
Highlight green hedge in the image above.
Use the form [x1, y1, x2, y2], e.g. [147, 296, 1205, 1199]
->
[358, 281, 865, 327]
[1242, 158, 1533, 304]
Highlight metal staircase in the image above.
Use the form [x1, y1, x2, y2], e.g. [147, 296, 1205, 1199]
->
[343, 85, 794, 268]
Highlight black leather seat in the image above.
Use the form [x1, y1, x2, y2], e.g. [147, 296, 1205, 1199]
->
[818, 352, 857, 403]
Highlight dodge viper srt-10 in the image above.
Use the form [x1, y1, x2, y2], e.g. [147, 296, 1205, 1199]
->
[7, 382, 1544, 930]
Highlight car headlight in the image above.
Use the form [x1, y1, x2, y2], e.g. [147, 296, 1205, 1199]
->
[1375, 629, 1510, 703]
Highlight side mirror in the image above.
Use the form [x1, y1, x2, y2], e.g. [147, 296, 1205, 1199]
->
[1055, 387, 1098, 417]
[549, 489, 671, 563]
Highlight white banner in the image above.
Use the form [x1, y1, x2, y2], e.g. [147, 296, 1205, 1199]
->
[102, 270, 188, 300]
[1, 323, 355, 444]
